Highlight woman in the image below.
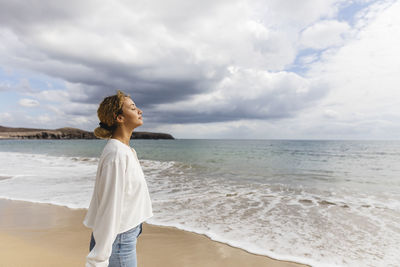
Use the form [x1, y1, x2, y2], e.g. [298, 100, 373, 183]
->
[84, 90, 153, 267]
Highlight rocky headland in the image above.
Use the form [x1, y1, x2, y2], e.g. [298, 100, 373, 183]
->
[0, 126, 174, 140]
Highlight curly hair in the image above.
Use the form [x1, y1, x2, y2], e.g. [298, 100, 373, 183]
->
[94, 90, 130, 139]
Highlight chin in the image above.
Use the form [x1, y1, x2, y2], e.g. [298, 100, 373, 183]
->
[131, 122, 143, 130]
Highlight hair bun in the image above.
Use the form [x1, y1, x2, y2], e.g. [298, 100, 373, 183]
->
[99, 122, 114, 131]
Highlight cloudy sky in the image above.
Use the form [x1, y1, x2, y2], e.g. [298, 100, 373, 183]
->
[0, 0, 399, 139]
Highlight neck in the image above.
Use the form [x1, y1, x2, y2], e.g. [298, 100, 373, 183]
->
[111, 126, 133, 146]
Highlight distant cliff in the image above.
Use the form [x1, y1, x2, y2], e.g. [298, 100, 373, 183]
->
[0, 126, 174, 140]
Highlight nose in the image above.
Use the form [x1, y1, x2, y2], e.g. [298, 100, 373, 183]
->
[138, 108, 143, 115]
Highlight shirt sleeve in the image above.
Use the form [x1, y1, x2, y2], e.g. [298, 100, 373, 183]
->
[86, 157, 126, 267]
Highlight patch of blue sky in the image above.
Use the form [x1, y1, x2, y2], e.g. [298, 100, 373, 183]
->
[17, 107, 45, 117]
[0, 91, 20, 111]
[0, 92, 49, 127]
[0, 91, 46, 116]
[0, 68, 65, 117]
[28, 74, 66, 92]
[337, 1, 376, 25]
[0, 67, 66, 92]
[286, 48, 320, 75]
[0, 67, 21, 85]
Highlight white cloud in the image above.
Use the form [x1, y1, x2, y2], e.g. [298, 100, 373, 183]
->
[298, 0, 400, 139]
[71, 116, 93, 125]
[18, 98, 39, 107]
[0, 112, 12, 123]
[37, 114, 51, 123]
[323, 109, 339, 119]
[27, 89, 69, 103]
[309, 1, 400, 105]
[253, 0, 340, 28]
[300, 20, 351, 50]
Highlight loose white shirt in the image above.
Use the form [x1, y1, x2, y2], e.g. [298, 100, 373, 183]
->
[83, 138, 153, 267]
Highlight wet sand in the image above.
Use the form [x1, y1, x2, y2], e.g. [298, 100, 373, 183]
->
[0, 198, 308, 267]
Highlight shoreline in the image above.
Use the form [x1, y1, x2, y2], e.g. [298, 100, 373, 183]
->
[0, 198, 309, 267]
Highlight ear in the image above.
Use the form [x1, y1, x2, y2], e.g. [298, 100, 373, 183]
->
[115, 113, 125, 123]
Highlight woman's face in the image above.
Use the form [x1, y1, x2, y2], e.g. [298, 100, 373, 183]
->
[120, 97, 143, 129]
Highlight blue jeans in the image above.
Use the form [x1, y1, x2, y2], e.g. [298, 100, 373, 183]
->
[90, 224, 143, 267]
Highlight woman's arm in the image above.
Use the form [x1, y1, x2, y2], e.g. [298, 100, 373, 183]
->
[86, 157, 126, 267]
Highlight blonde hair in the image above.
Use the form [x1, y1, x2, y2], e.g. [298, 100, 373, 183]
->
[94, 90, 129, 139]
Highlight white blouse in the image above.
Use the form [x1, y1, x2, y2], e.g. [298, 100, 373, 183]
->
[83, 138, 153, 267]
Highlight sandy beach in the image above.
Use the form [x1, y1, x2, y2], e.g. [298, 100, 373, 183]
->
[0, 198, 308, 267]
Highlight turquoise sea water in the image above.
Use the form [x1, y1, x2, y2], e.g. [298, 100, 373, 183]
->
[0, 139, 399, 267]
